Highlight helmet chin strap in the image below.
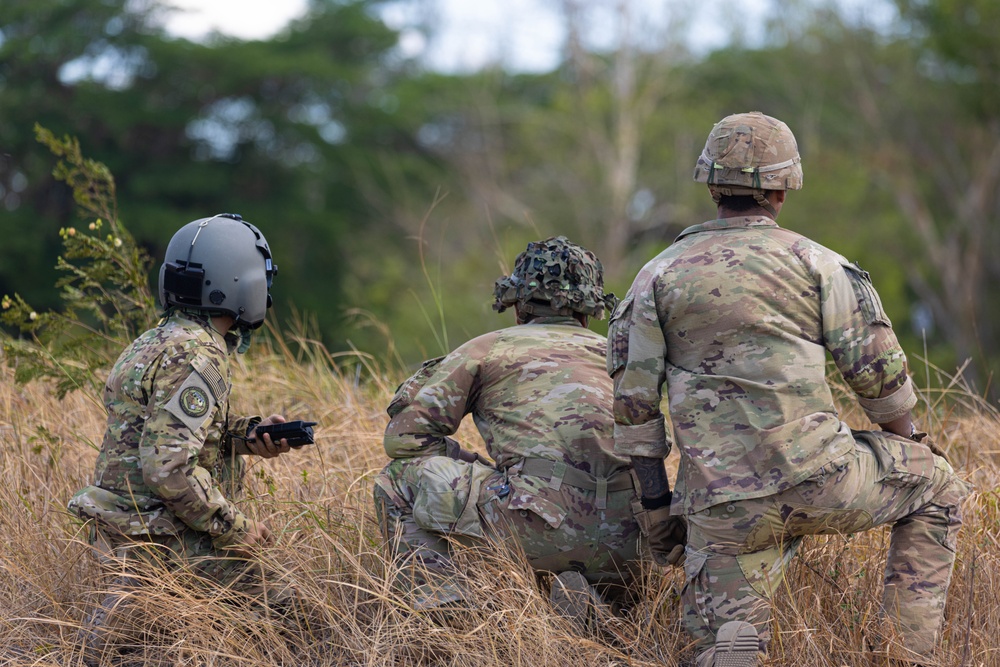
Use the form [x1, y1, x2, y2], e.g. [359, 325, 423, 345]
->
[709, 185, 778, 218]
[752, 191, 778, 218]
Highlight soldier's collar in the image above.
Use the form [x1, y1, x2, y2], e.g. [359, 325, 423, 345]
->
[675, 216, 778, 241]
[524, 315, 582, 327]
[169, 310, 234, 351]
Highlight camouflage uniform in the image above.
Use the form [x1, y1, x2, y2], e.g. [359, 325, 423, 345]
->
[68, 310, 271, 592]
[376, 238, 639, 609]
[609, 216, 970, 663]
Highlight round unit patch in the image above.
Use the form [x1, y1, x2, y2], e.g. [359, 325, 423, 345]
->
[179, 386, 210, 418]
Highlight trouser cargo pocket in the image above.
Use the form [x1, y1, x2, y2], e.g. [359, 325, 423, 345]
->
[854, 430, 936, 488]
[412, 457, 496, 538]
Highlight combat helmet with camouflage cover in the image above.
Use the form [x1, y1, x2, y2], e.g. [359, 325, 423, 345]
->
[493, 236, 617, 320]
[158, 213, 277, 330]
[693, 111, 802, 215]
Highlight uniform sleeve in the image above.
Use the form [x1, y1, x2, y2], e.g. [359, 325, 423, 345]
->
[138, 345, 249, 548]
[607, 274, 671, 459]
[819, 257, 915, 421]
[383, 338, 488, 459]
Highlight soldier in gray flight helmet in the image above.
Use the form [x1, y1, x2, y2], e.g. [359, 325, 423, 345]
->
[159, 213, 278, 349]
[375, 236, 643, 624]
[69, 213, 301, 663]
[610, 112, 970, 666]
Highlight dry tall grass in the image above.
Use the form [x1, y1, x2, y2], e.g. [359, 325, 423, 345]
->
[0, 333, 997, 667]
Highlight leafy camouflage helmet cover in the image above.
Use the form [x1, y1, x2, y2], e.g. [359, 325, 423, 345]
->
[493, 236, 617, 319]
[693, 111, 803, 200]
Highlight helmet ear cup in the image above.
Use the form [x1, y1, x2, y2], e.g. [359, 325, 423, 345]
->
[161, 262, 205, 306]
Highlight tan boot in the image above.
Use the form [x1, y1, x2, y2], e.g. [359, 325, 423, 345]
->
[712, 620, 760, 667]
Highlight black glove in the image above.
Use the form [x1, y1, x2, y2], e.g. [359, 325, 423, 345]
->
[445, 438, 492, 466]
[633, 502, 687, 567]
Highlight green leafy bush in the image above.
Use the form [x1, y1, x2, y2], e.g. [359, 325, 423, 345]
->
[1, 126, 156, 397]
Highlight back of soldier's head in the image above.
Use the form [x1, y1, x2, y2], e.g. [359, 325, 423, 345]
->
[492, 236, 616, 320]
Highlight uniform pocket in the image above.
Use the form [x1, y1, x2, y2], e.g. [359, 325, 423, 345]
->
[412, 457, 495, 537]
[841, 261, 891, 326]
[683, 549, 707, 583]
[742, 500, 872, 552]
[736, 545, 794, 599]
[606, 294, 634, 376]
[506, 493, 567, 530]
[387, 356, 446, 417]
[857, 430, 936, 488]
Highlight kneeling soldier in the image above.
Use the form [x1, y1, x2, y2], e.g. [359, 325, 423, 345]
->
[375, 237, 643, 620]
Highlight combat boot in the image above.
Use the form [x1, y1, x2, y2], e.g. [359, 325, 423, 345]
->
[549, 571, 602, 631]
[711, 620, 760, 667]
[78, 575, 140, 667]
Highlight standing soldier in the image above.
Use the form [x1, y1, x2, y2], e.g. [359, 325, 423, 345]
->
[608, 112, 971, 666]
[69, 214, 296, 661]
[375, 236, 644, 620]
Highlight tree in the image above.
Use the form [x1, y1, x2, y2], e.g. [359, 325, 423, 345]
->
[0, 0, 438, 349]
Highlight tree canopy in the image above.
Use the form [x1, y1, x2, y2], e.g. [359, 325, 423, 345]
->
[1, 0, 996, 392]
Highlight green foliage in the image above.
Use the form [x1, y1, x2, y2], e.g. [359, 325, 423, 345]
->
[0, 0, 438, 350]
[895, 0, 1000, 119]
[1, 125, 156, 398]
[1, 0, 996, 389]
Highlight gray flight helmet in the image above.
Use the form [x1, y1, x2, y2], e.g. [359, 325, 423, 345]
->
[158, 213, 277, 329]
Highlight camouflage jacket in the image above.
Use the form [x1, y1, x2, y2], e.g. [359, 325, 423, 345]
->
[68, 312, 256, 548]
[384, 317, 630, 480]
[608, 216, 913, 513]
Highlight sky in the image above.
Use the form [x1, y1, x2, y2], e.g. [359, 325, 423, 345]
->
[161, 0, 770, 72]
[161, 0, 897, 72]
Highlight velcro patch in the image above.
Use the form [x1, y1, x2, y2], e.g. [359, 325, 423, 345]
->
[164, 371, 218, 433]
[191, 355, 229, 402]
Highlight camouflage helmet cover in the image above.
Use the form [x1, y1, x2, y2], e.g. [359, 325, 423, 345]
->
[693, 111, 803, 200]
[493, 236, 617, 319]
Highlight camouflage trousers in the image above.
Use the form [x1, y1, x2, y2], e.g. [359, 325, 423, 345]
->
[88, 524, 293, 600]
[683, 430, 971, 666]
[374, 456, 641, 609]
[80, 525, 297, 663]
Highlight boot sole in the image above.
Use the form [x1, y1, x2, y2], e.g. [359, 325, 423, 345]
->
[713, 620, 759, 667]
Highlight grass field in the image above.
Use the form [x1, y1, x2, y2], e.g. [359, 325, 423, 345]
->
[0, 332, 997, 667]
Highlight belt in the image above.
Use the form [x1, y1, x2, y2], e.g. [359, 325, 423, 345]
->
[516, 457, 635, 509]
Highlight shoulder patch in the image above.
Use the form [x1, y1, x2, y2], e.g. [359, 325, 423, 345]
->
[191, 355, 229, 401]
[179, 386, 210, 417]
[606, 293, 635, 376]
[164, 371, 218, 433]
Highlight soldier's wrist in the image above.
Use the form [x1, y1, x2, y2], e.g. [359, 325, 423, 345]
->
[640, 491, 672, 510]
[211, 511, 250, 550]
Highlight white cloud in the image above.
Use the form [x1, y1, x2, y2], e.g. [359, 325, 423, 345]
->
[157, 0, 896, 71]
[161, 0, 309, 41]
